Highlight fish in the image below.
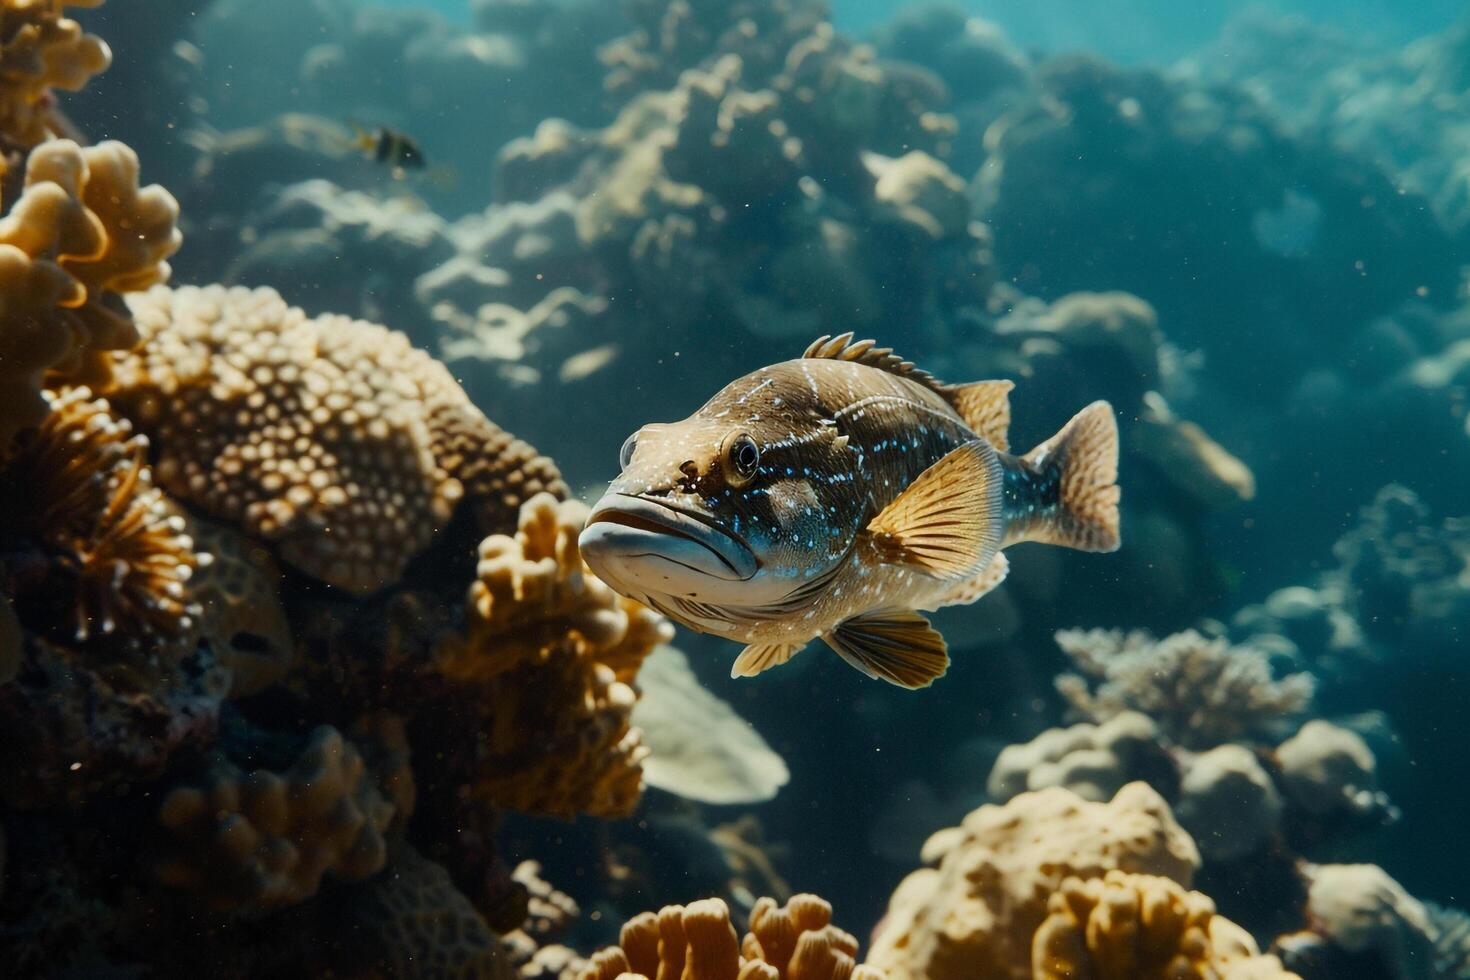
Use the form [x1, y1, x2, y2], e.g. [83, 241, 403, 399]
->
[351, 123, 426, 175]
[578, 333, 1121, 689]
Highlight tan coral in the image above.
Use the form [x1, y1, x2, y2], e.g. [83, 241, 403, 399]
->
[0, 0, 111, 148]
[110, 285, 564, 593]
[153, 725, 395, 910]
[436, 493, 671, 818]
[0, 138, 179, 446]
[1032, 870, 1300, 979]
[579, 894, 886, 980]
[1054, 629, 1314, 750]
[867, 783, 1200, 980]
[0, 386, 200, 654]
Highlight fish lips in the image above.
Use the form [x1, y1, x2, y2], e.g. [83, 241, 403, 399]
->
[579, 494, 758, 590]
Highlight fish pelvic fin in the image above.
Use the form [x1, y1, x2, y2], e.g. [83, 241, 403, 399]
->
[822, 610, 949, 689]
[1022, 400, 1121, 552]
[866, 439, 1004, 579]
[945, 379, 1013, 451]
[938, 551, 1009, 608]
[731, 641, 803, 678]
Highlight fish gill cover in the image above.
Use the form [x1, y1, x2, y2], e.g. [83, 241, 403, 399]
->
[0, 0, 1466, 978]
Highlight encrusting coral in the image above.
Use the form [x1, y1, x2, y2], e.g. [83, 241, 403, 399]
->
[435, 492, 671, 818]
[579, 892, 886, 980]
[0, 385, 201, 657]
[0, 138, 179, 448]
[153, 725, 396, 910]
[867, 782, 1200, 980]
[328, 842, 514, 980]
[1032, 870, 1300, 979]
[109, 284, 566, 594]
[1054, 629, 1315, 750]
[0, 0, 111, 149]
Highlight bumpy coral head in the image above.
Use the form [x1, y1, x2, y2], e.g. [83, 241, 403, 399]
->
[580, 359, 862, 629]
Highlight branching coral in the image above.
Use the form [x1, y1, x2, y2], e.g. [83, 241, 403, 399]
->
[580, 893, 886, 980]
[0, 138, 179, 447]
[0, 386, 200, 656]
[110, 284, 566, 593]
[867, 783, 1200, 980]
[1054, 629, 1315, 750]
[153, 725, 396, 910]
[435, 492, 671, 818]
[1032, 870, 1299, 979]
[0, 0, 111, 148]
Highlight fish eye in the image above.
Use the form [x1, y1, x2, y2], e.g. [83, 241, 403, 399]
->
[619, 432, 638, 469]
[724, 432, 761, 485]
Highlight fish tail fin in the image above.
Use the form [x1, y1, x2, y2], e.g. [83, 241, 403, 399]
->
[1022, 401, 1121, 553]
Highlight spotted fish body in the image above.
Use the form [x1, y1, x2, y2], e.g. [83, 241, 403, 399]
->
[579, 335, 1120, 688]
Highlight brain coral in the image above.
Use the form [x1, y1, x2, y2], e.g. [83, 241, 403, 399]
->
[580, 893, 886, 980]
[330, 843, 513, 980]
[110, 284, 566, 593]
[436, 492, 672, 818]
[1032, 870, 1300, 979]
[0, 0, 111, 148]
[153, 725, 396, 909]
[0, 139, 179, 447]
[866, 782, 1200, 980]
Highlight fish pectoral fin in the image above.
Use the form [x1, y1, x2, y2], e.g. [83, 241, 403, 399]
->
[938, 551, 1009, 608]
[865, 439, 1003, 579]
[731, 641, 803, 678]
[822, 610, 949, 689]
[946, 380, 1013, 452]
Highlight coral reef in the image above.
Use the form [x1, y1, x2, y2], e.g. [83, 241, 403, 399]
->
[111, 284, 566, 593]
[1275, 864, 1439, 980]
[867, 782, 1199, 980]
[0, 138, 179, 446]
[579, 892, 885, 980]
[1033, 870, 1298, 979]
[0, 0, 111, 149]
[153, 725, 396, 910]
[1054, 629, 1314, 750]
[434, 492, 670, 818]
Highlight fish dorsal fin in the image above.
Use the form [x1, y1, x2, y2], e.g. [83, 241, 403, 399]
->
[804, 334, 1014, 447]
[822, 610, 949, 689]
[804, 333, 945, 391]
[866, 440, 1004, 579]
[937, 552, 1009, 609]
[947, 380, 1013, 451]
[731, 641, 803, 678]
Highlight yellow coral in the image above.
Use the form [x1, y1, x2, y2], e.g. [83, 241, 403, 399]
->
[0, 0, 111, 148]
[435, 493, 671, 818]
[580, 894, 886, 980]
[0, 139, 179, 446]
[153, 725, 395, 910]
[1032, 870, 1300, 979]
[867, 783, 1201, 980]
[109, 285, 564, 593]
[0, 386, 200, 653]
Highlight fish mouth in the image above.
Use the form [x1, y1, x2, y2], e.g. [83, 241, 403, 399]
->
[579, 493, 758, 583]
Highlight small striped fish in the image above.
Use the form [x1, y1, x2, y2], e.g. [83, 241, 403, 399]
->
[579, 334, 1120, 689]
